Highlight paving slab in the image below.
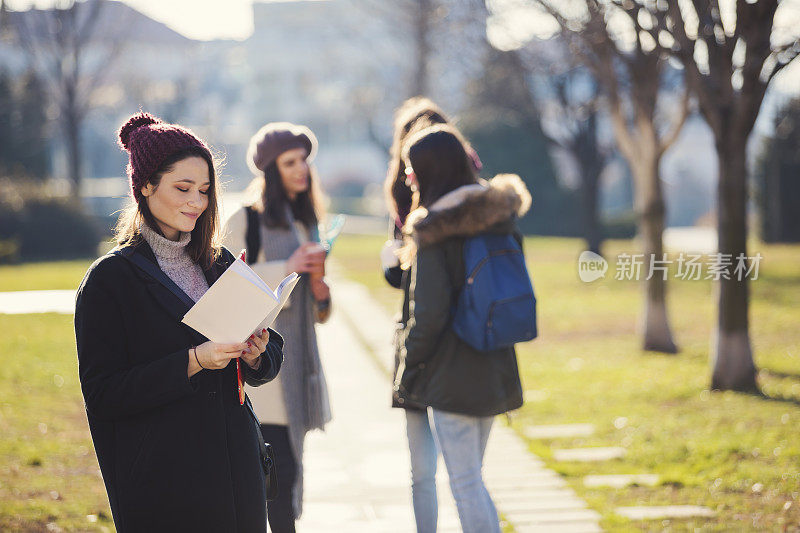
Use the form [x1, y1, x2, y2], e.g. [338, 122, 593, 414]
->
[505, 508, 602, 525]
[0, 289, 76, 314]
[553, 447, 626, 462]
[583, 474, 659, 488]
[615, 505, 715, 520]
[487, 488, 580, 502]
[525, 424, 596, 439]
[487, 475, 567, 490]
[516, 522, 603, 533]
[499, 497, 588, 513]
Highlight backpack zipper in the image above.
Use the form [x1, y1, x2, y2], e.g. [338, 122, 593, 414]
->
[486, 293, 535, 330]
[466, 249, 521, 284]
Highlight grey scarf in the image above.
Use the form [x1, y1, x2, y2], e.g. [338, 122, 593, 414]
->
[259, 212, 331, 519]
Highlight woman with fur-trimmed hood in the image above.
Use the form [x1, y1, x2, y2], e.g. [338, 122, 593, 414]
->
[395, 124, 529, 533]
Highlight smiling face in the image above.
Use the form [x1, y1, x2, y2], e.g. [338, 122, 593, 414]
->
[140, 156, 210, 241]
[275, 147, 310, 200]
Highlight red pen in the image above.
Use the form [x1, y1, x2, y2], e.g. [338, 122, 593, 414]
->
[236, 250, 246, 405]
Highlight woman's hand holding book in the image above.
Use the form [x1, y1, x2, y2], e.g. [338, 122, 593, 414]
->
[241, 328, 270, 369]
[193, 340, 250, 372]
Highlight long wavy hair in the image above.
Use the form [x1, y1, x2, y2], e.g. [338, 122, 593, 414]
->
[384, 97, 450, 225]
[115, 146, 221, 269]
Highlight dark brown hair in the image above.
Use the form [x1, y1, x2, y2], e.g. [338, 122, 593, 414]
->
[384, 97, 450, 225]
[248, 158, 326, 230]
[403, 124, 477, 209]
[115, 147, 221, 269]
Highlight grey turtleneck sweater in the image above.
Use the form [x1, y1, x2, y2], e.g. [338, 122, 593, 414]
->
[140, 224, 209, 302]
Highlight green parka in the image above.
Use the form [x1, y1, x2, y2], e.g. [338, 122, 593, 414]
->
[393, 174, 530, 417]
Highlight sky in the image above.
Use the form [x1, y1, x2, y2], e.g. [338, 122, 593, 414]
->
[4, 0, 277, 40]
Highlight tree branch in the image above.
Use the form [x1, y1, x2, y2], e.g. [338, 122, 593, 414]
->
[658, 84, 691, 156]
[764, 40, 800, 86]
[659, 1, 722, 136]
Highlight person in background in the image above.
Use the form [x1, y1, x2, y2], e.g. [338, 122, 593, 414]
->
[224, 122, 332, 533]
[75, 112, 283, 532]
[395, 124, 528, 533]
[381, 97, 480, 532]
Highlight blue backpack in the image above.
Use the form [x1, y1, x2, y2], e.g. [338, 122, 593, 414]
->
[451, 233, 537, 351]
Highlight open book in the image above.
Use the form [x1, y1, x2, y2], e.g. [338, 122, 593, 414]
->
[182, 258, 299, 343]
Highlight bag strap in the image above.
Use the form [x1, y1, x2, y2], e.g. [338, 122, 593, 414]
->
[244, 396, 278, 488]
[112, 249, 196, 308]
[244, 205, 260, 266]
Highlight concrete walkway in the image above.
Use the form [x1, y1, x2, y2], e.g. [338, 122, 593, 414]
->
[298, 308, 462, 531]
[0, 289, 76, 314]
[322, 275, 602, 533]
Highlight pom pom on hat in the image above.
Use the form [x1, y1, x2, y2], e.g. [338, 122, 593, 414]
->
[118, 112, 161, 150]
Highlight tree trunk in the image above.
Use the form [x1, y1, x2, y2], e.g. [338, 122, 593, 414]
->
[635, 155, 679, 353]
[577, 113, 603, 255]
[63, 89, 82, 196]
[711, 140, 758, 391]
[412, 0, 431, 96]
[580, 164, 602, 255]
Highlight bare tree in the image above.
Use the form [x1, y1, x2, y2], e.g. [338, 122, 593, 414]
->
[651, 0, 800, 391]
[534, 57, 610, 255]
[531, 0, 690, 353]
[0, 0, 7, 37]
[11, 0, 125, 193]
[355, 0, 441, 97]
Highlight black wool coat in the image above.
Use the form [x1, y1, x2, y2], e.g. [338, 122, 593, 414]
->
[75, 240, 283, 533]
[394, 175, 531, 417]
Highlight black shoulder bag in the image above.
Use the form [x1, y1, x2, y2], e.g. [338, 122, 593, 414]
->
[244, 205, 261, 266]
[112, 248, 278, 501]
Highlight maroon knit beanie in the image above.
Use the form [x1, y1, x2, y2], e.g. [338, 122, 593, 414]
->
[118, 112, 213, 202]
[246, 122, 318, 175]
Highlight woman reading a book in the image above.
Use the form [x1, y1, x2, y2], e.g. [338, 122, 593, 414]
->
[75, 112, 284, 532]
[224, 122, 332, 532]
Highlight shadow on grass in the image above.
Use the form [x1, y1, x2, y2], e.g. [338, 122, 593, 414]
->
[710, 378, 800, 406]
[755, 391, 800, 407]
[758, 368, 800, 381]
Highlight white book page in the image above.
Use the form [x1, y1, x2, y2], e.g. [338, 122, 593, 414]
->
[275, 272, 299, 300]
[182, 264, 278, 343]
[253, 273, 300, 335]
[229, 259, 275, 300]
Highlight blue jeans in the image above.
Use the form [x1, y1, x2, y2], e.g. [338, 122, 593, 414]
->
[405, 408, 439, 533]
[431, 409, 500, 533]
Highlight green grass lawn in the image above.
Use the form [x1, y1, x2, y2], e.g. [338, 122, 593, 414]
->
[0, 313, 112, 532]
[0, 258, 111, 531]
[332, 234, 800, 532]
[0, 260, 93, 292]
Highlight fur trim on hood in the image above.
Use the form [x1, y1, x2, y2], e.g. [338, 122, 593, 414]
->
[399, 174, 531, 267]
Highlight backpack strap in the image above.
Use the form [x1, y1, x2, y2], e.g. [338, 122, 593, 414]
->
[112, 248, 195, 308]
[244, 205, 260, 266]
